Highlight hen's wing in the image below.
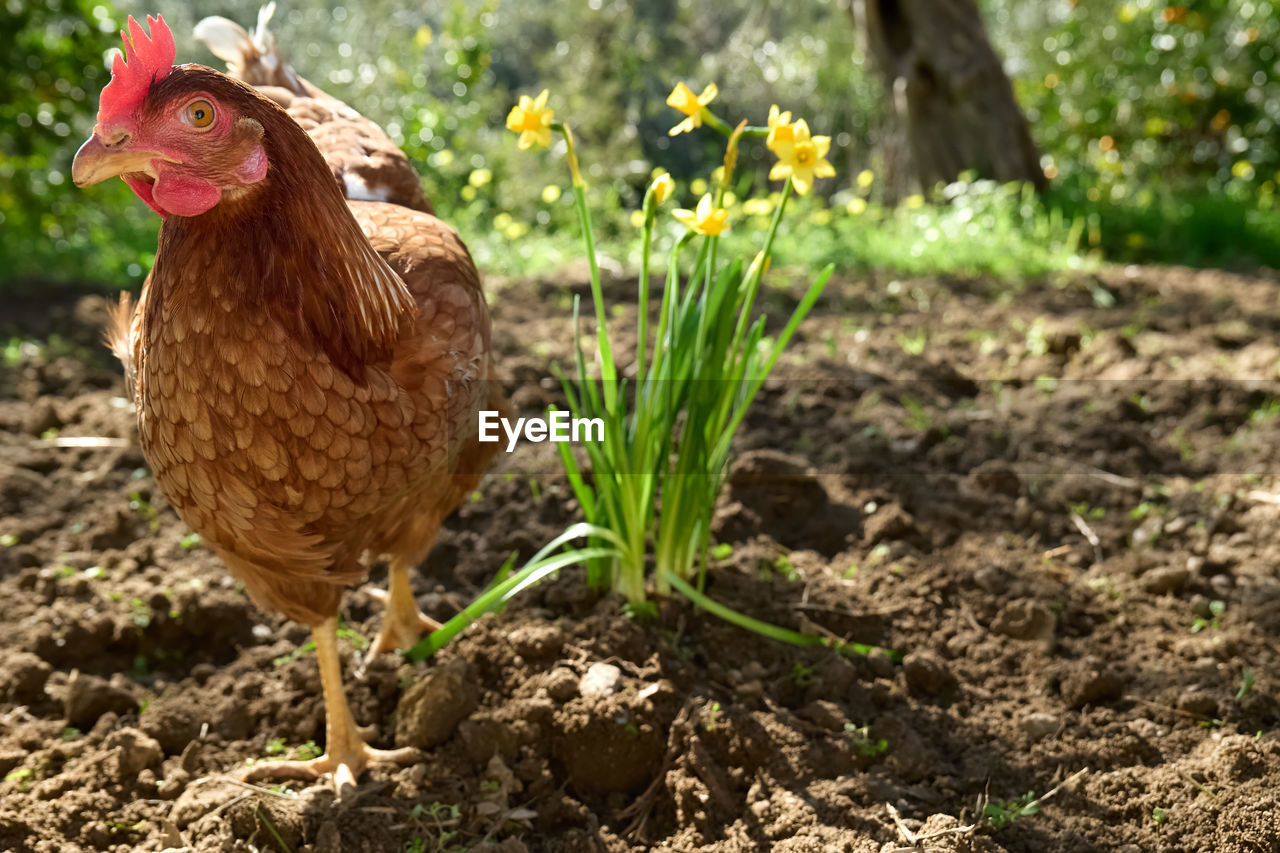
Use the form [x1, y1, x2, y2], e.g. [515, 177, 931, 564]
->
[344, 200, 505, 566]
[194, 5, 433, 215]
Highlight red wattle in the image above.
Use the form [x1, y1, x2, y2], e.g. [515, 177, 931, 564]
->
[152, 171, 222, 217]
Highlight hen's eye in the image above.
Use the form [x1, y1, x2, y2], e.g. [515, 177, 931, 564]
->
[184, 99, 215, 129]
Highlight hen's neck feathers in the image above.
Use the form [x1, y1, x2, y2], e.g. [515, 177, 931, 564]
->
[147, 68, 416, 378]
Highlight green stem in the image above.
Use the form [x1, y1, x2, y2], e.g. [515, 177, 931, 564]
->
[701, 109, 768, 139]
[555, 122, 617, 415]
[661, 569, 898, 660]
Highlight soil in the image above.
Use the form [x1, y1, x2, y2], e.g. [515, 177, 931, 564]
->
[3, 264, 1280, 852]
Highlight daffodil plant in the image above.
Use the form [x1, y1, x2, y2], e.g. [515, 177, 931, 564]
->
[504, 84, 881, 658]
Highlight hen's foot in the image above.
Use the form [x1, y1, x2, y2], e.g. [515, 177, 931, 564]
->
[243, 743, 421, 799]
[361, 562, 443, 672]
[366, 585, 443, 657]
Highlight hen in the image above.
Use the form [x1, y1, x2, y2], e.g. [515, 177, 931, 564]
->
[72, 14, 505, 793]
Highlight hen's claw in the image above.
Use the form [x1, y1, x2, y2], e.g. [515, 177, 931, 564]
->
[362, 561, 442, 666]
[243, 743, 422, 798]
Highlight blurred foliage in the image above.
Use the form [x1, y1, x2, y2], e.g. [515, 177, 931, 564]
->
[987, 0, 1280, 266]
[3, 0, 1280, 288]
[1, 0, 157, 284]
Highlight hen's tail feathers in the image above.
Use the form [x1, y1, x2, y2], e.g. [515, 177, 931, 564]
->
[193, 3, 305, 94]
[104, 292, 136, 400]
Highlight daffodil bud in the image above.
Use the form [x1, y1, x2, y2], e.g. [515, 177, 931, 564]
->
[651, 173, 674, 205]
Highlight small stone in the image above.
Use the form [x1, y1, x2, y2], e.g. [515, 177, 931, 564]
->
[64, 670, 137, 728]
[395, 658, 478, 748]
[579, 662, 622, 698]
[1141, 566, 1189, 595]
[735, 679, 764, 698]
[1019, 712, 1059, 741]
[902, 652, 957, 696]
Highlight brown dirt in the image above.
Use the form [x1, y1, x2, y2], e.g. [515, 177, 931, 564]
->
[3, 264, 1280, 852]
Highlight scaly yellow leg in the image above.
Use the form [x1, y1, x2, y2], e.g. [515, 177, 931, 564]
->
[366, 558, 442, 659]
[244, 616, 419, 798]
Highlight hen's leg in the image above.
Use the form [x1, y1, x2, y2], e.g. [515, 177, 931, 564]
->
[366, 558, 442, 658]
[244, 616, 419, 797]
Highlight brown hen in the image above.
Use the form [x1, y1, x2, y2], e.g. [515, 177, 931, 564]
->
[73, 14, 504, 794]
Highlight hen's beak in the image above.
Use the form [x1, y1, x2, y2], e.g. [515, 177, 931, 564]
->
[72, 132, 165, 187]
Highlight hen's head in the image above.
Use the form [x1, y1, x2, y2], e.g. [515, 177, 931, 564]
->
[73, 15, 270, 218]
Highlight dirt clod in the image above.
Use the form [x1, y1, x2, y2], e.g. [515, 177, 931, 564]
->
[64, 670, 137, 728]
[394, 657, 478, 748]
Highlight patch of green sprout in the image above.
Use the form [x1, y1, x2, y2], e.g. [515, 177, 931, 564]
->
[1152, 806, 1168, 827]
[622, 600, 659, 621]
[5, 768, 33, 792]
[105, 820, 148, 835]
[897, 330, 927, 356]
[791, 663, 814, 687]
[844, 723, 889, 759]
[710, 543, 733, 560]
[130, 597, 151, 628]
[1191, 599, 1226, 634]
[1249, 399, 1280, 423]
[60, 727, 81, 742]
[0, 534, 17, 547]
[985, 791, 1040, 829]
[900, 394, 933, 431]
[1034, 376, 1058, 394]
[1069, 502, 1105, 520]
[702, 701, 722, 732]
[54, 565, 76, 579]
[180, 532, 202, 549]
[84, 566, 104, 579]
[128, 491, 159, 531]
[1170, 427, 1196, 462]
[771, 553, 799, 581]
[407, 802, 463, 853]
[1237, 668, 1256, 701]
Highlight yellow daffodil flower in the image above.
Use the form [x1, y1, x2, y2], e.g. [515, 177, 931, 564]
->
[651, 172, 674, 204]
[768, 118, 835, 195]
[766, 104, 795, 155]
[506, 89, 554, 150]
[673, 193, 729, 235]
[666, 81, 718, 136]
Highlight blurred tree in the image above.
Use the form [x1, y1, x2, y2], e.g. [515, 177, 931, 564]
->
[853, 0, 1044, 196]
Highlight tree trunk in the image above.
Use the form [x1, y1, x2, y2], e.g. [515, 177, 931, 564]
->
[853, 0, 1045, 195]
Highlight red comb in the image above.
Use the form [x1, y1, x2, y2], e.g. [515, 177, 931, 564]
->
[98, 14, 176, 125]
